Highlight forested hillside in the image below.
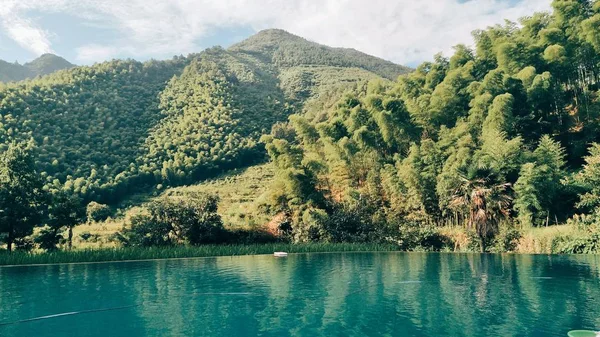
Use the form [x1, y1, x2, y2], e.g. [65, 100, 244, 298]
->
[6, 1, 600, 255]
[229, 29, 411, 80]
[0, 30, 409, 206]
[0, 54, 74, 82]
[258, 0, 600, 251]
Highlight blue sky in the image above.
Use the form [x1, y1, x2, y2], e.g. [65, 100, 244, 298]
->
[0, 0, 552, 67]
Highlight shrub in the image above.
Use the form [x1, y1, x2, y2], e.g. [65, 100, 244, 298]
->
[118, 214, 173, 247]
[34, 227, 64, 251]
[226, 228, 280, 244]
[324, 205, 378, 243]
[290, 207, 329, 243]
[397, 224, 451, 251]
[491, 224, 522, 252]
[551, 231, 600, 254]
[13, 238, 35, 252]
[79, 232, 95, 242]
[86, 202, 112, 222]
[118, 193, 226, 247]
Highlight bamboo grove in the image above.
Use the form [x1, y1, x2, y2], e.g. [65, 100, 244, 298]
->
[260, 0, 600, 251]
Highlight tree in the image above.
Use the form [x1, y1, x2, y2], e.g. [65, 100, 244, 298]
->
[119, 193, 225, 246]
[48, 191, 86, 250]
[0, 142, 47, 252]
[515, 136, 568, 227]
[86, 202, 112, 223]
[513, 163, 544, 227]
[450, 170, 512, 252]
[574, 143, 600, 214]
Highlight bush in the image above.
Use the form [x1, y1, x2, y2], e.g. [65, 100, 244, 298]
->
[226, 228, 280, 244]
[34, 227, 64, 251]
[118, 214, 174, 247]
[491, 224, 522, 252]
[86, 202, 112, 222]
[551, 231, 600, 254]
[397, 224, 451, 251]
[291, 207, 329, 243]
[13, 238, 35, 252]
[118, 193, 226, 247]
[79, 232, 99, 242]
[324, 205, 378, 243]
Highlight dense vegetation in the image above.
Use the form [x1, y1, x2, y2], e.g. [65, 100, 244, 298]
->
[0, 30, 409, 253]
[3, 2, 600, 257]
[0, 30, 406, 208]
[0, 54, 74, 82]
[229, 29, 411, 80]
[258, 0, 600, 252]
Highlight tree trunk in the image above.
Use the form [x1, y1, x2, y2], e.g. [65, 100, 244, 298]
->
[68, 226, 73, 250]
[479, 235, 486, 253]
[7, 223, 13, 253]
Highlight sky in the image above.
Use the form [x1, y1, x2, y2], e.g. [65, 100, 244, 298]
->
[0, 0, 552, 67]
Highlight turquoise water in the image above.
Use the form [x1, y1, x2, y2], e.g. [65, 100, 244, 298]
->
[1, 253, 600, 337]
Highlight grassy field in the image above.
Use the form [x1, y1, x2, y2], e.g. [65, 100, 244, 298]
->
[0, 243, 400, 266]
[161, 163, 274, 227]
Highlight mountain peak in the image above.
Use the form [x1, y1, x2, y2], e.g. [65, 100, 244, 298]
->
[25, 53, 75, 77]
[229, 29, 411, 80]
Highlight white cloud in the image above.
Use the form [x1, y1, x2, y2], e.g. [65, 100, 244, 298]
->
[76, 44, 118, 63]
[0, 13, 54, 55]
[0, 0, 553, 65]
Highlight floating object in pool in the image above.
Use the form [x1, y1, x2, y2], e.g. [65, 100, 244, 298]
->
[274, 252, 288, 257]
[567, 330, 600, 337]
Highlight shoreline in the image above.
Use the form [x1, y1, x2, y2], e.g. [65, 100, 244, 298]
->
[2, 243, 598, 267]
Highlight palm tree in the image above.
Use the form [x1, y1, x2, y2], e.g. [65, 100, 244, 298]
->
[450, 171, 512, 252]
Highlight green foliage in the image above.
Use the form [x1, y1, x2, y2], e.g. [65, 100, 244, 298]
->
[86, 202, 112, 223]
[34, 226, 64, 252]
[396, 224, 451, 251]
[119, 193, 225, 247]
[0, 142, 47, 252]
[0, 57, 190, 203]
[491, 224, 522, 252]
[47, 190, 86, 249]
[256, 1, 600, 251]
[0, 243, 400, 266]
[551, 227, 600, 254]
[514, 136, 568, 227]
[0, 30, 404, 207]
[229, 29, 411, 80]
[574, 143, 600, 212]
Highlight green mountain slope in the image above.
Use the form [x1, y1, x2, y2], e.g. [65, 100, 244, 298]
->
[229, 29, 410, 80]
[0, 54, 74, 82]
[0, 60, 32, 83]
[0, 30, 410, 203]
[255, 1, 600, 246]
[24, 54, 75, 77]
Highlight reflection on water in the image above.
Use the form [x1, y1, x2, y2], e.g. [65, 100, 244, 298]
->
[1, 253, 600, 337]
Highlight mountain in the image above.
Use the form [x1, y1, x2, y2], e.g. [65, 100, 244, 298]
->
[229, 29, 411, 80]
[0, 60, 31, 83]
[0, 53, 74, 82]
[24, 53, 75, 77]
[0, 29, 411, 203]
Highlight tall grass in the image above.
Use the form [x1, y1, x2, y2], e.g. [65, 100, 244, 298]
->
[0, 243, 400, 266]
